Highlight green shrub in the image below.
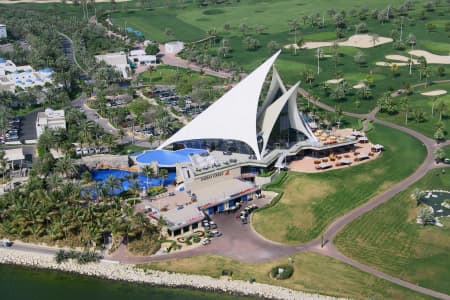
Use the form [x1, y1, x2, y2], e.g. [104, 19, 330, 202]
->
[258, 169, 275, 177]
[221, 269, 233, 276]
[192, 234, 200, 243]
[148, 186, 167, 196]
[270, 264, 294, 280]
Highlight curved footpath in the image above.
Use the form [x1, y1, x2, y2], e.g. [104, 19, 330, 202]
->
[2, 88, 449, 299]
[0, 248, 345, 300]
[107, 88, 450, 298]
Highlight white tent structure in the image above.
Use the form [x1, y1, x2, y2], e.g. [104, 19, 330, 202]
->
[158, 51, 315, 160]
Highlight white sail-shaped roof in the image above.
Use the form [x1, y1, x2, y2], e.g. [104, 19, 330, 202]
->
[158, 51, 281, 160]
[259, 82, 300, 156]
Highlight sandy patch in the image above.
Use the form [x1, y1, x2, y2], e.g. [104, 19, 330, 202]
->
[339, 34, 393, 48]
[376, 61, 408, 67]
[385, 54, 419, 64]
[0, 0, 129, 2]
[353, 83, 366, 89]
[316, 54, 332, 58]
[420, 90, 448, 96]
[409, 50, 450, 64]
[326, 78, 344, 84]
[285, 34, 393, 50]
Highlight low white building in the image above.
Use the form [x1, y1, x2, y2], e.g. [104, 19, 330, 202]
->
[0, 24, 6, 39]
[128, 49, 157, 66]
[0, 58, 53, 93]
[36, 108, 66, 138]
[95, 52, 131, 79]
[164, 41, 184, 54]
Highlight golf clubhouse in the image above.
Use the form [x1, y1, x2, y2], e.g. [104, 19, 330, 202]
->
[132, 51, 358, 235]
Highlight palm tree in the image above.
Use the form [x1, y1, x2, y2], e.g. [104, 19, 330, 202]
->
[159, 169, 168, 187]
[434, 100, 448, 121]
[104, 175, 122, 197]
[370, 33, 379, 47]
[399, 97, 410, 124]
[288, 19, 300, 55]
[55, 155, 78, 179]
[142, 165, 154, 191]
[206, 28, 217, 47]
[334, 105, 343, 128]
[407, 33, 416, 49]
[418, 207, 434, 226]
[410, 188, 424, 206]
[0, 150, 7, 181]
[102, 134, 116, 153]
[433, 147, 445, 162]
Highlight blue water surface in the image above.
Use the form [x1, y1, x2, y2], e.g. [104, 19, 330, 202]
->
[89, 169, 176, 195]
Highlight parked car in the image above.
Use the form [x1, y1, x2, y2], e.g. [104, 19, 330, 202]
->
[210, 230, 222, 237]
[201, 238, 211, 246]
[0, 239, 13, 247]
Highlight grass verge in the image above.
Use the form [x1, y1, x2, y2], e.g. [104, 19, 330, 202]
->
[139, 252, 433, 300]
[253, 123, 427, 244]
[335, 168, 450, 295]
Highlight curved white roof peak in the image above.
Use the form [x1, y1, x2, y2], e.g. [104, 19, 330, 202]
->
[158, 51, 281, 160]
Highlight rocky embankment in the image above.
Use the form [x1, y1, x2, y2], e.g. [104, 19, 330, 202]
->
[0, 248, 347, 300]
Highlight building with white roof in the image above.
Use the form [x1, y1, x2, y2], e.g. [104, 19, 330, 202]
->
[164, 41, 184, 54]
[133, 51, 359, 236]
[0, 24, 6, 39]
[0, 58, 53, 93]
[95, 52, 131, 79]
[36, 108, 66, 138]
[128, 49, 157, 66]
[158, 51, 317, 161]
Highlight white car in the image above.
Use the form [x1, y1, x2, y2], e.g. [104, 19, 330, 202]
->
[210, 230, 222, 237]
[201, 238, 211, 245]
[1, 239, 13, 247]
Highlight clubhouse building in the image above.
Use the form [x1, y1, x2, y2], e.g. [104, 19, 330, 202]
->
[134, 51, 358, 236]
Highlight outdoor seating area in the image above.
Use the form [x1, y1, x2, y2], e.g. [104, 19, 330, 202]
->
[314, 129, 347, 145]
[289, 129, 383, 173]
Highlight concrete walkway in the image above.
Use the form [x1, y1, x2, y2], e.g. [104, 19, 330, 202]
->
[108, 85, 450, 299]
[159, 45, 234, 79]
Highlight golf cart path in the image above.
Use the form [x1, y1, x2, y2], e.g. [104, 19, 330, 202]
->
[105, 85, 450, 298]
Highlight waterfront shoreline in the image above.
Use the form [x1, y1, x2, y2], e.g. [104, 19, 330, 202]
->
[0, 248, 345, 300]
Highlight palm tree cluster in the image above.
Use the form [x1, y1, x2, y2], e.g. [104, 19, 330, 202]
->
[37, 108, 116, 157]
[0, 170, 160, 250]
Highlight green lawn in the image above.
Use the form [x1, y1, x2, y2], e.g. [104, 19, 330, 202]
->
[377, 82, 450, 139]
[444, 144, 450, 158]
[253, 123, 427, 244]
[335, 169, 450, 295]
[140, 252, 433, 300]
[139, 65, 222, 94]
[112, 143, 151, 155]
[107, 0, 450, 114]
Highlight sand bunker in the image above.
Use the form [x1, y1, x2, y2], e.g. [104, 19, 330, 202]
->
[385, 54, 419, 64]
[316, 54, 332, 58]
[326, 78, 344, 84]
[353, 83, 366, 89]
[376, 61, 408, 67]
[409, 50, 450, 64]
[285, 34, 393, 50]
[421, 90, 448, 96]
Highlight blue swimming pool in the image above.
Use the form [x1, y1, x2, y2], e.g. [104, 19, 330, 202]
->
[90, 169, 176, 194]
[136, 148, 207, 167]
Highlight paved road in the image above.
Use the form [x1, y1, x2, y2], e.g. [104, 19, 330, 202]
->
[6, 49, 450, 297]
[159, 45, 233, 79]
[71, 94, 119, 136]
[106, 87, 450, 299]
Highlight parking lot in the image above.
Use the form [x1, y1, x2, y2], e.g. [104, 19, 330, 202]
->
[149, 86, 208, 119]
[191, 195, 297, 261]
